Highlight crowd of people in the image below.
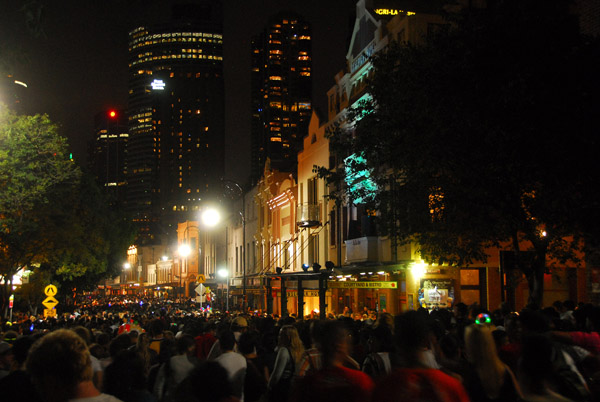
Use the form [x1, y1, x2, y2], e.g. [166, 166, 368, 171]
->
[2, 297, 600, 401]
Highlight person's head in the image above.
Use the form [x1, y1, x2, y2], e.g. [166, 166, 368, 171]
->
[464, 323, 498, 365]
[318, 320, 351, 368]
[102, 349, 147, 400]
[3, 330, 18, 344]
[439, 333, 461, 361]
[367, 323, 393, 353]
[219, 329, 236, 352]
[0, 341, 13, 370]
[375, 312, 394, 332]
[231, 316, 248, 332]
[277, 325, 304, 356]
[464, 323, 506, 398]
[176, 334, 196, 355]
[26, 329, 94, 402]
[147, 318, 165, 337]
[171, 361, 232, 402]
[10, 335, 35, 369]
[109, 333, 132, 358]
[394, 311, 430, 367]
[519, 332, 555, 395]
[71, 326, 92, 345]
[238, 330, 260, 356]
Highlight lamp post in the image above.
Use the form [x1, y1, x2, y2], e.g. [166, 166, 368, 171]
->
[178, 243, 191, 302]
[218, 267, 229, 311]
[123, 263, 131, 295]
[222, 180, 246, 312]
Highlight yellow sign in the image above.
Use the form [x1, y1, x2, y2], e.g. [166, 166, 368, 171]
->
[328, 281, 398, 289]
[374, 8, 416, 16]
[197, 274, 206, 284]
[44, 284, 58, 297]
[44, 308, 57, 318]
[42, 296, 59, 310]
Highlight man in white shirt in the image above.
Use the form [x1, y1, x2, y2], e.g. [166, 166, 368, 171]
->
[215, 329, 246, 401]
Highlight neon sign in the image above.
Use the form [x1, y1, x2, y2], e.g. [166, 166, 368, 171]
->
[151, 79, 165, 90]
[374, 9, 416, 16]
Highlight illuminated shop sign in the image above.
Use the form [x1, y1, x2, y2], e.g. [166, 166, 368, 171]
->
[418, 279, 454, 309]
[328, 281, 397, 289]
[151, 79, 165, 90]
[374, 8, 416, 16]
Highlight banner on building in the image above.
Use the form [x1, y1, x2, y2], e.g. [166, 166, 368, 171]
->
[418, 279, 454, 309]
[327, 281, 398, 289]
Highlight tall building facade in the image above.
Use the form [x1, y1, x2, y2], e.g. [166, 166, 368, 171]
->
[127, 2, 225, 245]
[250, 12, 312, 184]
[90, 109, 128, 205]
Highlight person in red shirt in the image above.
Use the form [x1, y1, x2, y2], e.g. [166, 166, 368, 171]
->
[194, 321, 217, 361]
[291, 320, 374, 402]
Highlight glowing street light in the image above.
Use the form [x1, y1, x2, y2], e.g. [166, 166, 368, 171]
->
[201, 208, 221, 227]
[178, 244, 191, 257]
[218, 267, 229, 311]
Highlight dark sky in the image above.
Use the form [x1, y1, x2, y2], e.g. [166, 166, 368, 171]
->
[1, 0, 357, 184]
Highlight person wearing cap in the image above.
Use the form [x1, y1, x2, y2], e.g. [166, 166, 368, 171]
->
[207, 316, 249, 360]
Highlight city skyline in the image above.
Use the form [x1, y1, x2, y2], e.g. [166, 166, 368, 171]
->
[1, 0, 357, 185]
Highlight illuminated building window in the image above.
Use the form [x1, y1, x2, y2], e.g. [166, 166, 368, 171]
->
[271, 137, 282, 142]
[269, 76, 282, 81]
[300, 72, 311, 76]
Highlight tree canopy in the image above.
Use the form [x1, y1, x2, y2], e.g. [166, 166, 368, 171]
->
[0, 104, 135, 314]
[332, 0, 600, 306]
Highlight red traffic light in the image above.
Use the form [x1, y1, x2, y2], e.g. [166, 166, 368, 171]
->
[108, 110, 117, 118]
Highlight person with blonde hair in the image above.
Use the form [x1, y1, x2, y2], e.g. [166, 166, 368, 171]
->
[463, 319, 523, 401]
[268, 325, 305, 402]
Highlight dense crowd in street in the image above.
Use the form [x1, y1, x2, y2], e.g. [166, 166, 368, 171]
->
[2, 297, 600, 401]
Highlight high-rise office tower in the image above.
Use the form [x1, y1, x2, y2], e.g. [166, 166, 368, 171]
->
[251, 12, 312, 183]
[90, 109, 128, 205]
[127, 2, 225, 245]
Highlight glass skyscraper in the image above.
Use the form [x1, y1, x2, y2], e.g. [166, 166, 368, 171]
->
[251, 12, 312, 183]
[127, 2, 224, 245]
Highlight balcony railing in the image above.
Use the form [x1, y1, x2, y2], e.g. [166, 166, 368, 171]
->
[296, 203, 321, 227]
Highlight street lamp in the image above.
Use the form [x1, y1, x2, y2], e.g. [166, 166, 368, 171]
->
[203, 199, 246, 312]
[123, 263, 131, 295]
[178, 243, 191, 302]
[218, 267, 229, 311]
[222, 180, 247, 312]
[202, 208, 221, 227]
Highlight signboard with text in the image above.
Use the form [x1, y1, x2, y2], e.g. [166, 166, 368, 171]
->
[328, 281, 397, 289]
[418, 279, 454, 309]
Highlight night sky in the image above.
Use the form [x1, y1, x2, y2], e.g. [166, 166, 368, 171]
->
[1, 0, 357, 184]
